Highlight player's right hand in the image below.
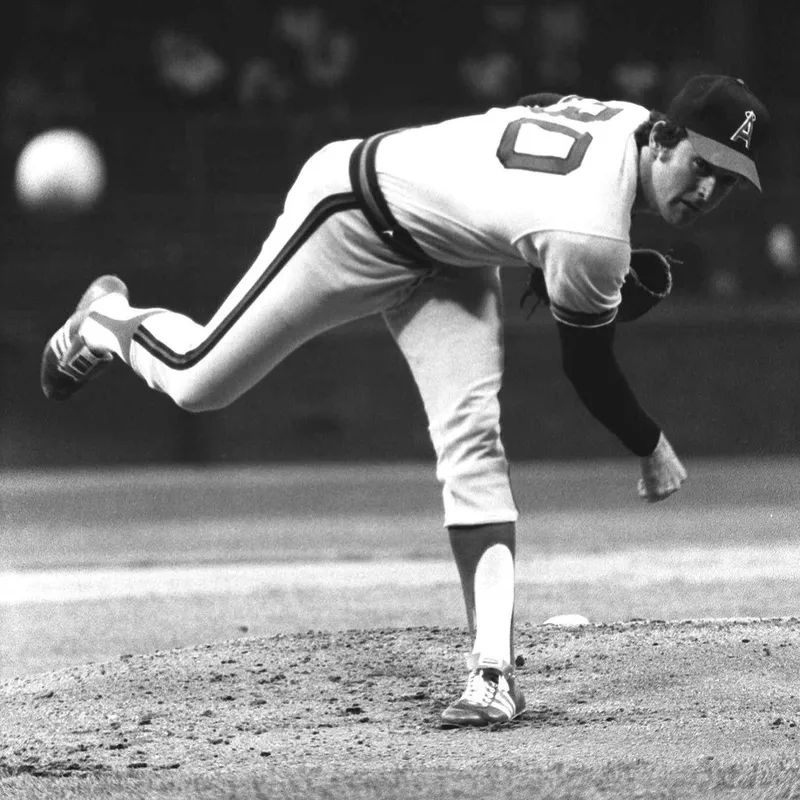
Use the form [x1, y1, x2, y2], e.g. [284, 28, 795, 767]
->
[637, 433, 687, 503]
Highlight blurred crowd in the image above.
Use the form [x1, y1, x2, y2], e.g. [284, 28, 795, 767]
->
[2, 0, 734, 148]
[2, 0, 798, 302]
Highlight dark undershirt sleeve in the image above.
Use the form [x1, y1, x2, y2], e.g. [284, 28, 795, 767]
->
[556, 320, 661, 457]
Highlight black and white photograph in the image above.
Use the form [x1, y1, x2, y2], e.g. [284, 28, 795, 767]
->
[1, 1, 798, 797]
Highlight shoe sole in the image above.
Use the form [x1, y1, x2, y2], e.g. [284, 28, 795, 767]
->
[440, 698, 526, 729]
[75, 275, 129, 315]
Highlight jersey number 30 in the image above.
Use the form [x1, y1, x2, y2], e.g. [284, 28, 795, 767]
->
[497, 102, 622, 176]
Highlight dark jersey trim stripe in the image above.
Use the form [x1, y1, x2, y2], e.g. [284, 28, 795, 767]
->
[550, 301, 618, 328]
[132, 192, 360, 370]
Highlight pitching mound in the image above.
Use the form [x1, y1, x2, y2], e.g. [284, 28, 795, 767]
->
[1, 618, 799, 796]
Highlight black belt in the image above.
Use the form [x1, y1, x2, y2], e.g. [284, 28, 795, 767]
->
[349, 131, 432, 268]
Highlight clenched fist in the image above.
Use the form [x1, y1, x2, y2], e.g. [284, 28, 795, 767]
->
[637, 433, 687, 503]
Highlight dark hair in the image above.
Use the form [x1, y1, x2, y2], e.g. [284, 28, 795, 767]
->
[634, 110, 688, 150]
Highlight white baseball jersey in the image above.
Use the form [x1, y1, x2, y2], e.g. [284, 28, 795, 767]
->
[377, 96, 650, 325]
[80, 95, 651, 528]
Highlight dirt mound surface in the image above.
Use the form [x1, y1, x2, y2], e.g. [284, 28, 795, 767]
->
[2, 619, 799, 780]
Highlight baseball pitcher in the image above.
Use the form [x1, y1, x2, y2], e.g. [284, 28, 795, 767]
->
[41, 75, 770, 727]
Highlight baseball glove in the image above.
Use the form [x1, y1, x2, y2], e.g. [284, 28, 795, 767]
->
[616, 248, 674, 322]
[520, 249, 675, 323]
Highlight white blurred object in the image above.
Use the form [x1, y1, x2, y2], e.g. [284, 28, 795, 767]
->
[15, 129, 106, 214]
[544, 614, 590, 627]
[766, 223, 800, 276]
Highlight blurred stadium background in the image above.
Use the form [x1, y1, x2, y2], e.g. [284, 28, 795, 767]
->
[1, 0, 798, 470]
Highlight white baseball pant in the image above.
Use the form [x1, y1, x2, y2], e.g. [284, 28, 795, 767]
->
[87, 139, 519, 526]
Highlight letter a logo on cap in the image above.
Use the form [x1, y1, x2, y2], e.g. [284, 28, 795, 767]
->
[730, 110, 756, 150]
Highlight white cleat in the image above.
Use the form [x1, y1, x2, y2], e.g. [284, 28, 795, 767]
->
[440, 654, 526, 728]
[40, 275, 128, 401]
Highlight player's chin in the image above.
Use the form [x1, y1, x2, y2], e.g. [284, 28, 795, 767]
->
[663, 202, 698, 228]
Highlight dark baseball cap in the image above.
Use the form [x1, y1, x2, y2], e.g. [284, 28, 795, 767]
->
[668, 74, 771, 191]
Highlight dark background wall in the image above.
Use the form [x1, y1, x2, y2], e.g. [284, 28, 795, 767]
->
[1, 0, 798, 467]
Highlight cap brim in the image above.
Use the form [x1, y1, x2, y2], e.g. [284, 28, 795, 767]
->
[686, 130, 761, 192]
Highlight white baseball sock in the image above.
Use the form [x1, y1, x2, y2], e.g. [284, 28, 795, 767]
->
[472, 542, 515, 665]
[448, 522, 516, 667]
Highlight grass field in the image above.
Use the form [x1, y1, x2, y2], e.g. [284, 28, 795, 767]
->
[1, 459, 799, 798]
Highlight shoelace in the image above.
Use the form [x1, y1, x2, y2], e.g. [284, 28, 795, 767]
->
[461, 668, 502, 705]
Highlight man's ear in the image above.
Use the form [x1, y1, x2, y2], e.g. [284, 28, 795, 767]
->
[649, 121, 670, 161]
[649, 120, 665, 147]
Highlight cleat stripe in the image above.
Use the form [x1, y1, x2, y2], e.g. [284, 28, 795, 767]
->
[442, 661, 524, 727]
[493, 696, 516, 716]
[56, 343, 109, 380]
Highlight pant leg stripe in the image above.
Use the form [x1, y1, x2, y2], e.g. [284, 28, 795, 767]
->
[133, 192, 360, 369]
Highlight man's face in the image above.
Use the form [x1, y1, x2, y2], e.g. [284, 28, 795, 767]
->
[648, 135, 740, 227]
